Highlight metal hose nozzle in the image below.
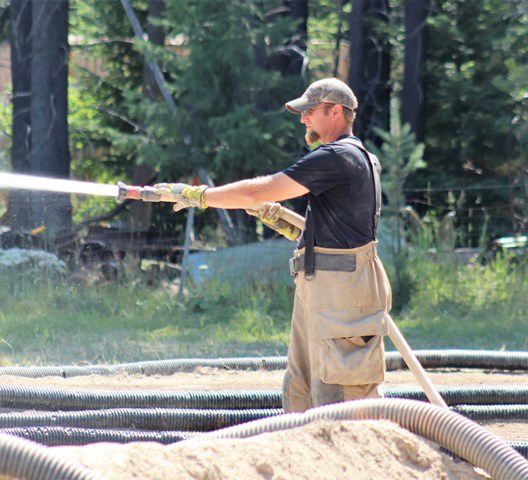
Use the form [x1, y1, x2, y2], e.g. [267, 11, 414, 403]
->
[116, 182, 162, 202]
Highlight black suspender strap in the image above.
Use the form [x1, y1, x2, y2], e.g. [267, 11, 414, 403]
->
[342, 138, 382, 238]
[304, 204, 315, 279]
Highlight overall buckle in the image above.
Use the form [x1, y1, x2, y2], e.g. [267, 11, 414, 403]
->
[289, 257, 299, 278]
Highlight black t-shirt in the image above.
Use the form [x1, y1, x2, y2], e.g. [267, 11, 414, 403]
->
[282, 135, 376, 249]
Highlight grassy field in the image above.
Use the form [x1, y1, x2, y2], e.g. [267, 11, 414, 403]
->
[0, 252, 526, 365]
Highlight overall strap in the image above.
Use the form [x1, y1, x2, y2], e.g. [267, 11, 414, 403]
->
[340, 137, 382, 237]
[304, 203, 315, 279]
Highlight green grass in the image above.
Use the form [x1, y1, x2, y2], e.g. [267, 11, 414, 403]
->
[0, 276, 293, 365]
[391, 253, 528, 350]
[0, 252, 526, 365]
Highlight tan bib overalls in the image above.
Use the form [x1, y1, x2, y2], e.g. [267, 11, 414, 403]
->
[282, 137, 389, 412]
[283, 242, 391, 412]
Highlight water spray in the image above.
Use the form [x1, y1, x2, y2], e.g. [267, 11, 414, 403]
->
[0, 173, 185, 204]
[0, 172, 119, 198]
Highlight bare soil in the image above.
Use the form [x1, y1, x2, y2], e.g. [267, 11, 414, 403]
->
[54, 420, 488, 480]
[0, 368, 526, 479]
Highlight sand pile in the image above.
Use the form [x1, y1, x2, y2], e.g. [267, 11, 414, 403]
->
[53, 419, 487, 480]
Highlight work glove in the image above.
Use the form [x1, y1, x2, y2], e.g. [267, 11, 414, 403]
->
[246, 202, 301, 241]
[152, 183, 208, 212]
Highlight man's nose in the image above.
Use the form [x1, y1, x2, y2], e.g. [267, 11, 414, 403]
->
[300, 115, 308, 125]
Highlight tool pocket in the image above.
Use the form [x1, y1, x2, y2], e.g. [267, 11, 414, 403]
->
[315, 308, 387, 386]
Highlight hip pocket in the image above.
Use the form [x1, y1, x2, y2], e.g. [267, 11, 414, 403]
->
[315, 307, 387, 386]
[320, 335, 385, 386]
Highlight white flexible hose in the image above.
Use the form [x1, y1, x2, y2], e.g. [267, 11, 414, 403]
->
[189, 398, 528, 480]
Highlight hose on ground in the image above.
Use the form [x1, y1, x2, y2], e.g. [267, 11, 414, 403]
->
[510, 442, 528, 459]
[0, 407, 282, 431]
[1, 350, 527, 378]
[187, 398, 528, 480]
[452, 404, 528, 420]
[0, 432, 100, 480]
[0, 426, 196, 446]
[0, 356, 287, 377]
[2, 384, 528, 411]
[383, 385, 528, 405]
[0, 403, 526, 432]
[2, 426, 527, 460]
[385, 349, 528, 371]
[0, 386, 281, 410]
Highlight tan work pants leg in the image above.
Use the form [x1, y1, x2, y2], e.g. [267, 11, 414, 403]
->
[282, 241, 391, 413]
[282, 289, 311, 412]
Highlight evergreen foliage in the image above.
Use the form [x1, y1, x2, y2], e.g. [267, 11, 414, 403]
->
[62, 0, 528, 242]
[419, 0, 527, 239]
[368, 98, 425, 217]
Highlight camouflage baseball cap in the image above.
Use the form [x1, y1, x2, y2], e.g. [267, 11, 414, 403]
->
[285, 77, 358, 114]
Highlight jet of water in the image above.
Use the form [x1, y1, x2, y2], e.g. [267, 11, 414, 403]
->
[0, 172, 119, 198]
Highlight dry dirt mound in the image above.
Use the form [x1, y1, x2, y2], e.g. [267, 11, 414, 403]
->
[54, 419, 486, 480]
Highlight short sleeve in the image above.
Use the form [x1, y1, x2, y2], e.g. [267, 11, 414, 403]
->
[282, 146, 350, 196]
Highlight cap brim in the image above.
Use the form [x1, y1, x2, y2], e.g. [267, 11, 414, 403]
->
[285, 96, 319, 114]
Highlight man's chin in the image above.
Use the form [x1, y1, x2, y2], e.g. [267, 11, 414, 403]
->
[305, 129, 320, 147]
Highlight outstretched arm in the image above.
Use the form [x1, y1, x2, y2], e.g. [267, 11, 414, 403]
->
[203, 172, 308, 209]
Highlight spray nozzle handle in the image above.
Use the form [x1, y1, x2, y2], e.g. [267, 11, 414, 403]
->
[116, 182, 162, 202]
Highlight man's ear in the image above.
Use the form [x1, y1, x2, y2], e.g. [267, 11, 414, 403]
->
[332, 104, 343, 119]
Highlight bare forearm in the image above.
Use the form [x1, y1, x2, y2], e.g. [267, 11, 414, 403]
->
[204, 176, 282, 209]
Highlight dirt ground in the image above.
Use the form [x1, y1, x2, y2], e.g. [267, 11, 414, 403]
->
[55, 419, 488, 480]
[0, 368, 526, 479]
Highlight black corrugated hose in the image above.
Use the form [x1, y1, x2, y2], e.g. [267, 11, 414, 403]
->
[0, 426, 196, 446]
[1, 350, 527, 378]
[0, 407, 282, 431]
[383, 385, 528, 406]
[2, 426, 527, 461]
[2, 384, 528, 411]
[0, 403, 525, 434]
[0, 385, 281, 410]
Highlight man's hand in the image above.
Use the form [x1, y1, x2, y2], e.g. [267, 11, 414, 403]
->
[246, 202, 301, 241]
[152, 183, 208, 212]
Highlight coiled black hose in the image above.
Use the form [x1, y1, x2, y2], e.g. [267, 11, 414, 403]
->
[0, 432, 100, 479]
[452, 404, 528, 420]
[510, 442, 528, 459]
[2, 384, 528, 411]
[0, 356, 287, 377]
[0, 403, 525, 433]
[2, 426, 527, 460]
[384, 385, 528, 405]
[1, 401, 525, 432]
[1, 350, 527, 378]
[0, 385, 281, 410]
[0, 407, 282, 431]
[385, 349, 528, 371]
[0, 426, 196, 446]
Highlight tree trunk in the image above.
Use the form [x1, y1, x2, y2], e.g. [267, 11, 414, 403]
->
[7, 0, 32, 230]
[30, 0, 71, 235]
[402, 0, 428, 142]
[127, 0, 165, 233]
[348, 0, 391, 142]
[289, 0, 308, 50]
[348, 0, 365, 100]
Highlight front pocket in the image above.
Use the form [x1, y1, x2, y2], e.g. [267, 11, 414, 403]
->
[314, 308, 388, 339]
[319, 335, 385, 385]
[314, 308, 387, 386]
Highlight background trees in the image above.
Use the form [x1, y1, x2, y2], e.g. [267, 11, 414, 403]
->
[1, 0, 527, 247]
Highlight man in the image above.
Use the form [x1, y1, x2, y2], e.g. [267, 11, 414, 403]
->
[154, 77, 392, 413]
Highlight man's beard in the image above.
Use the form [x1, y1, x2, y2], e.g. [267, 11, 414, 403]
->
[305, 128, 320, 147]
